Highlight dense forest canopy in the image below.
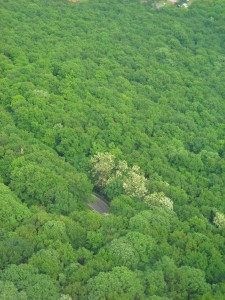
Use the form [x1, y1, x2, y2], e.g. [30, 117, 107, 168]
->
[1, 0, 225, 298]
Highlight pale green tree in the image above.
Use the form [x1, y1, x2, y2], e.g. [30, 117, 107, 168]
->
[91, 152, 116, 188]
[123, 165, 147, 199]
[213, 212, 225, 228]
[144, 192, 173, 211]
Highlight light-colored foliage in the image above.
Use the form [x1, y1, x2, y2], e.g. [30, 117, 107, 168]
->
[60, 295, 72, 300]
[144, 192, 173, 211]
[91, 152, 115, 188]
[213, 212, 225, 228]
[123, 165, 148, 199]
[91, 153, 148, 200]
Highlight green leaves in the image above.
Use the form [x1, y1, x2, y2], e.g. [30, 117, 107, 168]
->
[1, 264, 60, 300]
[86, 267, 144, 300]
[155, 256, 210, 299]
[1, 0, 225, 299]
[91, 152, 149, 200]
[0, 234, 33, 269]
[0, 183, 31, 230]
[98, 231, 155, 270]
[0, 280, 27, 300]
[29, 249, 62, 279]
[9, 159, 91, 214]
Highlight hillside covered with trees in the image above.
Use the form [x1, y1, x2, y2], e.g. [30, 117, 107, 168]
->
[1, 0, 225, 298]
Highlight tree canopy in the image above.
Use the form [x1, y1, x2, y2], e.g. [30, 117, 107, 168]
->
[0, 0, 225, 298]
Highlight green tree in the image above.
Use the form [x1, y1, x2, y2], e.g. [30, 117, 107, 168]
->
[37, 220, 69, 245]
[1, 264, 60, 300]
[110, 195, 139, 219]
[86, 266, 144, 299]
[144, 269, 166, 297]
[0, 280, 27, 300]
[10, 162, 79, 214]
[0, 234, 33, 269]
[177, 266, 210, 299]
[0, 183, 31, 231]
[29, 249, 62, 279]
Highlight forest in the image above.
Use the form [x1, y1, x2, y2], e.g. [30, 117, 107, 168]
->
[0, 0, 225, 298]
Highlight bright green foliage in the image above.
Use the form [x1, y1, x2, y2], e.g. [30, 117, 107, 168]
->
[178, 266, 210, 298]
[86, 266, 144, 299]
[110, 195, 140, 218]
[29, 249, 62, 279]
[10, 162, 76, 213]
[38, 220, 69, 244]
[103, 238, 140, 269]
[86, 231, 106, 252]
[63, 218, 87, 249]
[129, 208, 177, 242]
[1, 0, 225, 299]
[144, 269, 167, 297]
[1, 264, 60, 300]
[0, 183, 31, 230]
[124, 231, 155, 265]
[9, 157, 92, 214]
[52, 241, 77, 267]
[155, 256, 210, 299]
[98, 231, 155, 270]
[0, 280, 27, 300]
[103, 176, 124, 200]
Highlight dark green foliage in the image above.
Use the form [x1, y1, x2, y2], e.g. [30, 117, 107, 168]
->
[0, 0, 225, 299]
[0, 233, 34, 269]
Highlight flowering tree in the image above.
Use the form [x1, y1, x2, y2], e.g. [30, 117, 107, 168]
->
[91, 153, 173, 208]
[123, 165, 148, 199]
[91, 152, 115, 188]
[213, 212, 225, 228]
[144, 192, 173, 211]
[91, 153, 148, 199]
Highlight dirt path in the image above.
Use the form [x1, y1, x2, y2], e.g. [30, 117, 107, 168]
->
[88, 193, 109, 214]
